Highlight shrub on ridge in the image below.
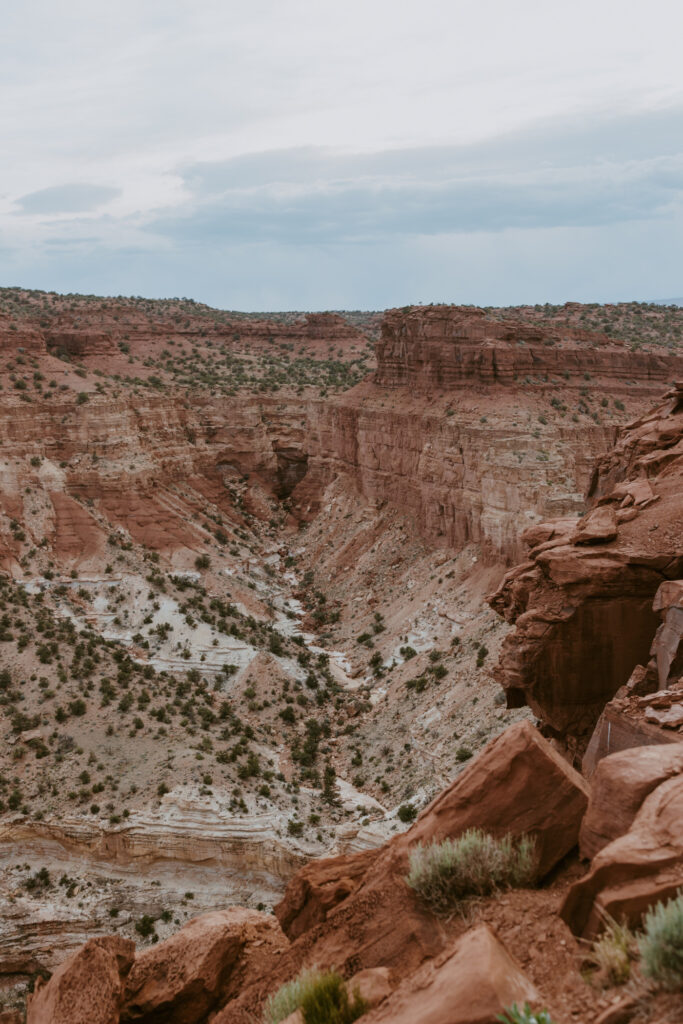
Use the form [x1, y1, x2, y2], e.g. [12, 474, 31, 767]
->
[406, 828, 537, 916]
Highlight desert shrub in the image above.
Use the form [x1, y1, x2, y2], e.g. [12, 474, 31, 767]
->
[497, 1005, 556, 1024]
[590, 913, 635, 985]
[638, 890, 683, 990]
[397, 803, 417, 823]
[406, 829, 536, 915]
[135, 914, 156, 938]
[264, 967, 367, 1024]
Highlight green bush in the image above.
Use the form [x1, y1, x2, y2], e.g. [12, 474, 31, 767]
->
[264, 967, 367, 1024]
[397, 803, 417, 823]
[638, 890, 683, 990]
[497, 1004, 556, 1024]
[406, 829, 536, 916]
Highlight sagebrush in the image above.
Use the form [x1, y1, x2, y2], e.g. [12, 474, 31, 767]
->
[638, 890, 683, 991]
[264, 967, 367, 1024]
[497, 1004, 556, 1024]
[589, 912, 635, 986]
[406, 828, 537, 915]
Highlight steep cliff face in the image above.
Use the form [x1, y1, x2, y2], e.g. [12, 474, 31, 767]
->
[297, 389, 616, 563]
[1, 304, 681, 574]
[296, 306, 683, 564]
[490, 382, 683, 750]
[375, 305, 683, 390]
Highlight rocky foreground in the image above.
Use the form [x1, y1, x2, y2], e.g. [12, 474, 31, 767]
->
[21, 716, 683, 1024]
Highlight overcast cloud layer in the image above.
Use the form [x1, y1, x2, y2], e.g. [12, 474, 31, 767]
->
[1, 0, 682, 309]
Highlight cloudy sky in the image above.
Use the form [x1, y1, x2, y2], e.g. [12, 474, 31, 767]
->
[1, 0, 682, 309]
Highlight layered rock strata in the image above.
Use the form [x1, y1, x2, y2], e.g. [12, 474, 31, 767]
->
[490, 383, 683, 746]
[376, 305, 683, 390]
[2, 304, 682, 573]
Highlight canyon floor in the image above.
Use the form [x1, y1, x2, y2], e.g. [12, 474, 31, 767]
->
[1, 291, 683, 1021]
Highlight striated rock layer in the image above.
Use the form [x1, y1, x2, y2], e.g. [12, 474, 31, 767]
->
[2, 304, 682, 572]
[489, 382, 683, 747]
[376, 305, 683, 390]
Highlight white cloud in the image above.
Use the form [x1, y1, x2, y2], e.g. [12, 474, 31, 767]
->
[1, 0, 682, 306]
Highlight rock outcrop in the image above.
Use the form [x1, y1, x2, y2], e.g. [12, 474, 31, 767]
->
[561, 773, 683, 939]
[121, 909, 287, 1023]
[490, 383, 683, 747]
[375, 306, 683, 390]
[276, 721, 588, 943]
[579, 744, 683, 859]
[362, 925, 538, 1024]
[27, 936, 135, 1024]
[1, 303, 680, 575]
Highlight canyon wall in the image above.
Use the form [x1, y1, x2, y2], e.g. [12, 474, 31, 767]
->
[490, 382, 683, 750]
[376, 305, 681, 390]
[298, 306, 683, 563]
[1, 304, 683, 571]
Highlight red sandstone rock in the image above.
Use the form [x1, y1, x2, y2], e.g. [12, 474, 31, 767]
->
[579, 744, 683, 859]
[397, 720, 588, 879]
[571, 506, 618, 545]
[27, 935, 134, 1024]
[490, 387, 683, 746]
[561, 773, 683, 939]
[361, 925, 538, 1024]
[582, 701, 682, 776]
[276, 721, 588, 947]
[275, 846, 379, 941]
[645, 703, 683, 727]
[348, 966, 392, 1008]
[375, 306, 683, 391]
[121, 908, 287, 1024]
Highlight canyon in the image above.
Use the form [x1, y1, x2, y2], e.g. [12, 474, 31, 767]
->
[1, 289, 683, 1021]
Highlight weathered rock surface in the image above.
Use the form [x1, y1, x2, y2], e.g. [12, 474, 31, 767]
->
[347, 966, 392, 1008]
[490, 384, 683, 746]
[276, 721, 588, 944]
[580, 744, 683, 859]
[27, 936, 134, 1024]
[375, 306, 683, 391]
[121, 908, 287, 1023]
[561, 773, 683, 939]
[361, 925, 538, 1024]
[274, 846, 379, 942]
[0, 303, 677, 579]
[396, 719, 589, 879]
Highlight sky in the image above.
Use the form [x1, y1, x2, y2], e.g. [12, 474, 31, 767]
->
[1, 0, 682, 310]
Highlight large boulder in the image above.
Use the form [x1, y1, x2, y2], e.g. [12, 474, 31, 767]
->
[571, 506, 618, 546]
[121, 908, 287, 1024]
[580, 744, 683, 859]
[275, 847, 379, 942]
[562, 773, 683, 939]
[27, 936, 134, 1024]
[276, 721, 589, 947]
[361, 925, 538, 1024]
[394, 719, 589, 879]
